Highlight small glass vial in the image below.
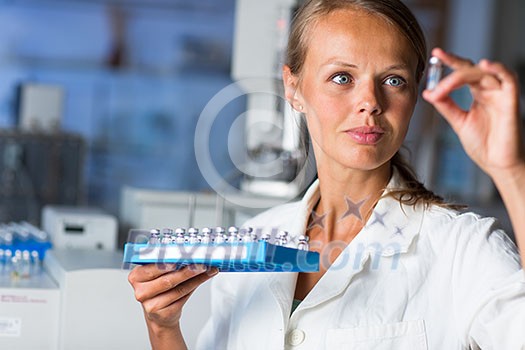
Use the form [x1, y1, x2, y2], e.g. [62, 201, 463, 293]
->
[214, 227, 226, 244]
[174, 228, 186, 244]
[242, 229, 255, 243]
[4, 250, 12, 275]
[201, 227, 212, 244]
[10, 250, 22, 279]
[31, 250, 41, 275]
[297, 235, 310, 251]
[20, 250, 31, 278]
[274, 231, 289, 246]
[188, 228, 200, 244]
[426, 56, 443, 91]
[227, 226, 239, 243]
[161, 228, 173, 244]
[149, 229, 161, 244]
[215, 232, 226, 244]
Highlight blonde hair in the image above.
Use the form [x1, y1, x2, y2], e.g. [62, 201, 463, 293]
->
[288, 0, 461, 209]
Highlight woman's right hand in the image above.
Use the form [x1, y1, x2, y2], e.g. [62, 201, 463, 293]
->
[128, 264, 218, 349]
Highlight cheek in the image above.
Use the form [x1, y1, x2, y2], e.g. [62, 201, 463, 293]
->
[303, 101, 343, 146]
[299, 87, 340, 135]
[302, 88, 349, 124]
[388, 94, 416, 131]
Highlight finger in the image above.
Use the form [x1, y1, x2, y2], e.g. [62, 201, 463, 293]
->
[480, 59, 515, 81]
[422, 90, 467, 131]
[480, 59, 519, 92]
[431, 47, 474, 70]
[425, 67, 496, 100]
[142, 292, 193, 325]
[145, 265, 210, 296]
[133, 265, 215, 302]
[128, 263, 179, 284]
[143, 268, 217, 314]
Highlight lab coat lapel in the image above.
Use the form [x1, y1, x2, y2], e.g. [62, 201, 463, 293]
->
[264, 180, 321, 326]
[298, 174, 425, 310]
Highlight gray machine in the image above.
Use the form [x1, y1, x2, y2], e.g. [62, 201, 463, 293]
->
[232, 0, 312, 198]
[0, 130, 85, 225]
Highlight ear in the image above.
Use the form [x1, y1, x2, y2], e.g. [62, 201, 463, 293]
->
[282, 65, 304, 112]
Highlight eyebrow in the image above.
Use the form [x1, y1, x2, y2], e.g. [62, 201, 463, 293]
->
[324, 61, 411, 71]
[324, 61, 357, 68]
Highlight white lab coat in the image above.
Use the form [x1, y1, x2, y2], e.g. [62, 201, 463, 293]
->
[196, 173, 525, 349]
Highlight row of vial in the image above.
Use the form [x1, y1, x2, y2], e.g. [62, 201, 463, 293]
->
[0, 221, 51, 279]
[148, 227, 311, 251]
[0, 249, 42, 279]
[0, 221, 50, 245]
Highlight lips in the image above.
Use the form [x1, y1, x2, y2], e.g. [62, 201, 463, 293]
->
[345, 126, 385, 145]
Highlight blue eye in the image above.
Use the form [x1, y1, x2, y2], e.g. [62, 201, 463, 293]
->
[331, 73, 352, 85]
[384, 76, 406, 87]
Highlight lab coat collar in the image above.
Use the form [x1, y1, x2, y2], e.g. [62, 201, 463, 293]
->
[266, 169, 425, 313]
[290, 170, 424, 253]
[299, 169, 424, 253]
[263, 180, 320, 328]
[355, 171, 425, 256]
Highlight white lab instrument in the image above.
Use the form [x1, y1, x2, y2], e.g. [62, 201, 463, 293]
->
[0, 273, 60, 350]
[232, 0, 312, 198]
[42, 205, 118, 251]
[43, 249, 150, 350]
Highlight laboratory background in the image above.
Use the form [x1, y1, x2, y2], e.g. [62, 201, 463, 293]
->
[0, 0, 524, 349]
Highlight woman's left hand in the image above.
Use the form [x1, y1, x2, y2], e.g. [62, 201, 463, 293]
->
[422, 47, 524, 179]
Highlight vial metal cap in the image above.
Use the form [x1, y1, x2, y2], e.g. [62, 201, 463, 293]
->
[298, 234, 309, 242]
[297, 234, 310, 251]
[429, 56, 441, 65]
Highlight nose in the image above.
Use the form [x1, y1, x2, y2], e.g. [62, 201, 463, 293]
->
[355, 80, 383, 116]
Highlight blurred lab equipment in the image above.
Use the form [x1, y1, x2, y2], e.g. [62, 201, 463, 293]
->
[232, 0, 310, 198]
[0, 221, 56, 350]
[119, 186, 285, 243]
[0, 130, 85, 224]
[0, 219, 149, 350]
[0, 221, 52, 279]
[16, 83, 64, 133]
[42, 205, 117, 251]
[43, 249, 149, 350]
[0, 270, 59, 350]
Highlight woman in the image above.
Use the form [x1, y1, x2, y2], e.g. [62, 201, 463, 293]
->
[128, 0, 525, 349]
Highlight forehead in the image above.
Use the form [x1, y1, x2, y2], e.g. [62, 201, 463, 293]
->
[304, 8, 417, 70]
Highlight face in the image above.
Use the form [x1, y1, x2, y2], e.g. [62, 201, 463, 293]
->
[284, 9, 419, 174]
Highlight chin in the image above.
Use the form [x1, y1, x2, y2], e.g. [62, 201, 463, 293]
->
[337, 152, 392, 172]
